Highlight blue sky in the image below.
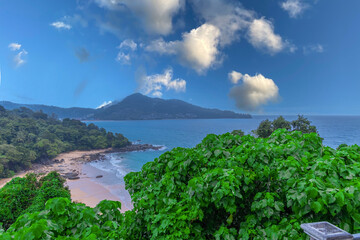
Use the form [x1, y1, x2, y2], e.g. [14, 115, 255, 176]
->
[0, 0, 359, 115]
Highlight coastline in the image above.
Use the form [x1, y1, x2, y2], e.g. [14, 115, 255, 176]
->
[0, 144, 161, 211]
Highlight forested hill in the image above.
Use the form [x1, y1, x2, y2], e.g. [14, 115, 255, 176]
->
[0, 106, 130, 178]
[0, 93, 251, 120]
[94, 93, 251, 120]
[0, 101, 95, 119]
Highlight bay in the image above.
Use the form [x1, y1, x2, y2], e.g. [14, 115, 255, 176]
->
[84, 115, 360, 200]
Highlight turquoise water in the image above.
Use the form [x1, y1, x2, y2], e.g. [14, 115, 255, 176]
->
[84, 116, 360, 198]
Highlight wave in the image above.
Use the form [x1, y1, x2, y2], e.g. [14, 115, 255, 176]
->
[108, 154, 130, 178]
[89, 161, 113, 173]
[152, 144, 167, 151]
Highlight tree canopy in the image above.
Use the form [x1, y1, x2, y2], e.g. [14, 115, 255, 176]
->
[0, 172, 70, 229]
[0, 107, 130, 178]
[253, 115, 317, 138]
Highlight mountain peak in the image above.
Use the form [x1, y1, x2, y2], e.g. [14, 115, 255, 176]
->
[0, 94, 251, 120]
[94, 94, 251, 120]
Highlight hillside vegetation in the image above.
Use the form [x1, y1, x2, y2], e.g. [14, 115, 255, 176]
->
[0, 172, 70, 229]
[2, 128, 360, 239]
[0, 106, 130, 178]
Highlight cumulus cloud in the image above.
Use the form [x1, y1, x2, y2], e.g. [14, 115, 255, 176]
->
[303, 44, 324, 55]
[229, 72, 279, 111]
[8, 43, 21, 51]
[97, 101, 113, 109]
[118, 39, 137, 51]
[14, 50, 28, 67]
[75, 47, 90, 62]
[8, 42, 28, 67]
[145, 38, 178, 55]
[228, 71, 243, 84]
[247, 18, 286, 54]
[50, 21, 72, 30]
[136, 68, 186, 97]
[116, 52, 131, 64]
[145, 0, 291, 73]
[190, 0, 254, 47]
[179, 24, 221, 73]
[281, 0, 309, 18]
[146, 23, 221, 74]
[116, 39, 137, 64]
[94, 0, 184, 35]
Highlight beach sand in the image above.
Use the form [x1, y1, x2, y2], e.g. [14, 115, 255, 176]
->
[0, 149, 131, 212]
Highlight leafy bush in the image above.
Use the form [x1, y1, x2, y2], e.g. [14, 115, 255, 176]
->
[0, 172, 70, 229]
[3, 130, 360, 239]
[124, 129, 360, 239]
[0, 198, 125, 239]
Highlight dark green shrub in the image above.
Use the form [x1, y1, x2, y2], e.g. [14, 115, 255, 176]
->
[0, 172, 70, 229]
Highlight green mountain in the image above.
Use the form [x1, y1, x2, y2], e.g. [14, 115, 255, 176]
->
[94, 93, 251, 120]
[0, 101, 95, 119]
[0, 93, 251, 120]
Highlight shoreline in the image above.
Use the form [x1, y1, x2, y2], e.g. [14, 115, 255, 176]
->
[0, 143, 161, 211]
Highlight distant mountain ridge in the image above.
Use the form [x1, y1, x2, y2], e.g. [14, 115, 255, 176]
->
[0, 93, 251, 120]
[94, 93, 251, 120]
[0, 101, 95, 119]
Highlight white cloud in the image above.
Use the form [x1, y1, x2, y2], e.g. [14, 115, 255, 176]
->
[94, 0, 184, 35]
[152, 91, 163, 98]
[137, 68, 186, 97]
[118, 39, 137, 51]
[179, 24, 221, 74]
[97, 101, 113, 109]
[281, 0, 309, 18]
[145, 38, 178, 55]
[116, 52, 131, 64]
[51, 21, 72, 30]
[190, 0, 254, 47]
[303, 44, 324, 55]
[247, 18, 285, 54]
[116, 39, 137, 64]
[146, 23, 221, 74]
[145, 0, 291, 73]
[14, 50, 28, 67]
[8, 42, 28, 67]
[228, 71, 243, 84]
[8, 43, 21, 51]
[229, 72, 279, 111]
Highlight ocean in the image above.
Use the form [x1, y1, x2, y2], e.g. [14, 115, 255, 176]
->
[83, 115, 360, 205]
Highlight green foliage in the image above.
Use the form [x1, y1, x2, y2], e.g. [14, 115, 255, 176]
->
[0, 107, 131, 177]
[0, 172, 70, 229]
[253, 115, 317, 138]
[291, 115, 317, 134]
[3, 130, 360, 239]
[253, 119, 273, 138]
[273, 116, 291, 131]
[0, 198, 125, 239]
[230, 129, 245, 136]
[123, 129, 360, 239]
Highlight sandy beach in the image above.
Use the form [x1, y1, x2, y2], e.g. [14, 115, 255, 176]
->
[0, 149, 131, 212]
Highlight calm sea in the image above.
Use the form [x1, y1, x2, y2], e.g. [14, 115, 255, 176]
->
[83, 116, 360, 202]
